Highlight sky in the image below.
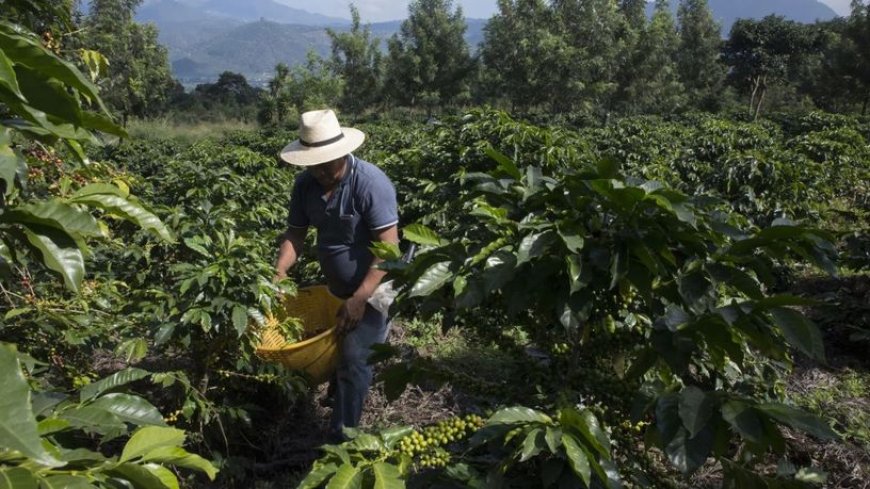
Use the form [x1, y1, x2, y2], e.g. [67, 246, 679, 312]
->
[274, 0, 854, 22]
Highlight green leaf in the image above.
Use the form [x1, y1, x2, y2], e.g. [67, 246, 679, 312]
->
[561, 434, 591, 486]
[0, 23, 109, 115]
[560, 408, 610, 459]
[0, 343, 63, 467]
[769, 307, 825, 362]
[370, 241, 402, 261]
[486, 146, 522, 180]
[298, 462, 339, 489]
[325, 463, 362, 489]
[721, 401, 764, 444]
[0, 139, 22, 195]
[232, 306, 248, 337]
[664, 426, 714, 474]
[558, 229, 585, 253]
[408, 261, 452, 297]
[120, 426, 186, 463]
[37, 475, 96, 489]
[69, 193, 173, 242]
[545, 427, 562, 454]
[15, 65, 83, 125]
[88, 393, 167, 427]
[8, 200, 103, 237]
[402, 224, 443, 246]
[108, 462, 179, 489]
[20, 226, 84, 293]
[0, 468, 38, 489]
[80, 368, 150, 402]
[679, 386, 716, 438]
[141, 446, 218, 480]
[59, 405, 125, 435]
[517, 231, 555, 265]
[183, 238, 211, 258]
[490, 407, 552, 425]
[756, 404, 837, 440]
[483, 251, 516, 293]
[72, 183, 129, 199]
[372, 462, 405, 489]
[115, 338, 148, 364]
[0, 48, 24, 101]
[520, 428, 544, 462]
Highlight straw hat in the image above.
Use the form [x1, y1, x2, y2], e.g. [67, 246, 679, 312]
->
[279, 109, 365, 166]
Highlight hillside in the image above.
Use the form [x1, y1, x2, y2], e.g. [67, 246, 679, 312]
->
[169, 18, 487, 84]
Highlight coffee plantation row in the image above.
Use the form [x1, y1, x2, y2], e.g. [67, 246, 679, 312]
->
[3, 84, 868, 488]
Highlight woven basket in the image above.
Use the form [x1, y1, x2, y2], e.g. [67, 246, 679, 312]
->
[255, 285, 344, 384]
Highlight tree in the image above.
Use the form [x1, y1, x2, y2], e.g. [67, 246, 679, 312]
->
[384, 0, 476, 112]
[620, 0, 647, 30]
[81, 0, 175, 123]
[326, 5, 383, 115]
[551, 0, 626, 113]
[618, 0, 686, 114]
[258, 53, 343, 126]
[480, 0, 567, 111]
[837, 0, 870, 114]
[724, 16, 819, 119]
[677, 0, 726, 110]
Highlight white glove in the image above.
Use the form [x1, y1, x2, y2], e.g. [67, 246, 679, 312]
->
[367, 280, 399, 316]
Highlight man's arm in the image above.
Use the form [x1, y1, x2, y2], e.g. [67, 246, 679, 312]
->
[274, 226, 307, 281]
[336, 224, 399, 333]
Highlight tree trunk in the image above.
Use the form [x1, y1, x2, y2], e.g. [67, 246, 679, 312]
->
[752, 76, 767, 121]
[749, 77, 761, 117]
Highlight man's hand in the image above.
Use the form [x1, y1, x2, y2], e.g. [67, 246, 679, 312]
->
[336, 294, 367, 335]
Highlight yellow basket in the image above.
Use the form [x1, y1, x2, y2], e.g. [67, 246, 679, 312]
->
[255, 285, 344, 384]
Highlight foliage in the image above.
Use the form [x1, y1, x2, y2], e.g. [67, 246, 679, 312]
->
[79, 0, 176, 123]
[0, 346, 217, 487]
[169, 72, 263, 123]
[258, 54, 343, 127]
[341, 110, 850, 485]
[326, 5, 384, 116]
[618, 0, 686, 115]
[1, 14, 215, 488]
[676, 0, 727, 111]
[300, 407, 620, 488]
[384, 0, 476, 112]
[724, 16, 821, 119]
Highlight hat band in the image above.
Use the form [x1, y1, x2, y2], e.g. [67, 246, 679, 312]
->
[300, 132, 344, 148]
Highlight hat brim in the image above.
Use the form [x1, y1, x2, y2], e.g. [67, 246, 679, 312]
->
[279, 128, 365, 166]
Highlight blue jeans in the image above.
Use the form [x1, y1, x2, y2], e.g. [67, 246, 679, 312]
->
[329, 304, 389, 439]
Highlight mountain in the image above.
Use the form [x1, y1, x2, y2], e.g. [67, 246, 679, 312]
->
[137, 0, 347, 26]
[167, 18, 487, 85]
[647, 0, 838, 33]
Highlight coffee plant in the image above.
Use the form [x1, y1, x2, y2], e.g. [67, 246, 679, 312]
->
[1, 17, 216, 487]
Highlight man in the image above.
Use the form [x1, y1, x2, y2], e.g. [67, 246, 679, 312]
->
[274, 109, 399, 442]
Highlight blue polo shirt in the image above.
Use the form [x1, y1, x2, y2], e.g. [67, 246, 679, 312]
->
[286, 155, 399, 298]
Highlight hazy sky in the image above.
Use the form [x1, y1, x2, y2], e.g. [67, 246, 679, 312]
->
[275, 0, 854, 22]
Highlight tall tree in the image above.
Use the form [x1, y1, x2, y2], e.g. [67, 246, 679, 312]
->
[724, 15, 819, 119]
[480, 0, 566, 111]
[82, 0, 175, 123]
[551, 0, 626, 113]
[838, 0, 870, 113]
[258, 53, 344, 126]
[677, 0, 726, 110]
[618, 0, 686, 114]
[326, 5, 383, 115]
[384, 0, 476, 111]
[620, 0, 647, 30]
